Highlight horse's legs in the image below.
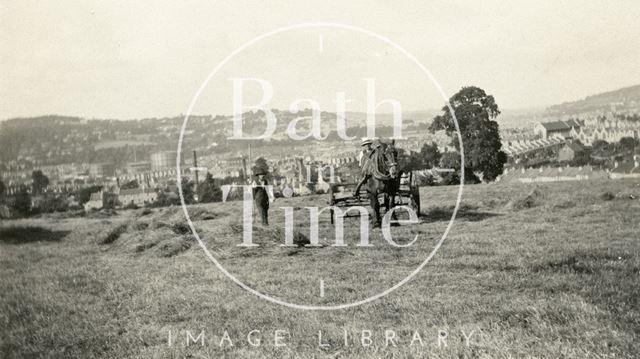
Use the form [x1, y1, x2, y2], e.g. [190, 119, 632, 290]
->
[386, 191, 399, 225]
[370, 191, 381, 227]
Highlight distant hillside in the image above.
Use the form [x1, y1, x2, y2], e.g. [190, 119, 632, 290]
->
[547, 84, 640, 116]
[0, 110, 436, 171]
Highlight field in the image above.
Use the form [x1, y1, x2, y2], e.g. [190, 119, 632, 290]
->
[1, 180, 638, 358]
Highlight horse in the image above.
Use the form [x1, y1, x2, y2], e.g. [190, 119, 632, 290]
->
[365, 141, 400, 227]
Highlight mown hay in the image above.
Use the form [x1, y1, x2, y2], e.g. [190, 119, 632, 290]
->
[170, 222, 190, 235]
[130, 221, 149, 231]
[85, 209, 118, 219]
[156, 236, 192, 257]
[98, 223, 127, 245]
[505, 188, 543, 211]
[129, 228, 175, 254]
[189, 207, 218, 221]
[138, 208, 153, 216]
[255, 226, 310, 247]
[135, 241, 157, 252]
[552, 200, 576, 210]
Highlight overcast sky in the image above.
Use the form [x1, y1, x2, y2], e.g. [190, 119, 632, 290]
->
[1, 0, 639, 119]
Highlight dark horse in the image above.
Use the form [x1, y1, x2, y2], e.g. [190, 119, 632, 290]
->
[366, 141, 400, 227]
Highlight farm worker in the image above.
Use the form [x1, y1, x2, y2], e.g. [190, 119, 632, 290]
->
[251, 168, 273, 226]
[353, 138, 375, 197]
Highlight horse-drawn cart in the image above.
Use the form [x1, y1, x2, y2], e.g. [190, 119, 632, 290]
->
[328, 171, 421, 224]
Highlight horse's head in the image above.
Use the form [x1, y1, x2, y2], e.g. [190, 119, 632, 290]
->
[379, 142, 398, 178]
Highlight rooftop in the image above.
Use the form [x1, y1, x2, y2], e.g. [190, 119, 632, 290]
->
[539, 119, 584, 131]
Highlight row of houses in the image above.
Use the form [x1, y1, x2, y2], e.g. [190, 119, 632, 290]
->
[84, 187, 158, 211]
[497, 158, 640, 184]
[533, 117, 640, 144]
[505, 117, 640, 158]
[502, 136, 566, 156]
[582, 116, 640, 129]
[569, 126, 639, 146]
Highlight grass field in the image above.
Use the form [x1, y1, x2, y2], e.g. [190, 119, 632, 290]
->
[1, 179, 638, 358]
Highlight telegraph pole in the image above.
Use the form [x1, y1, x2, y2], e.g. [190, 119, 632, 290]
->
[193, 150, 199, 189]
[248, 143, 253, 177]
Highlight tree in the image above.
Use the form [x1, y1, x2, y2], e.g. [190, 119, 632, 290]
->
[76, 185, 103, 204]
[0, 179, 5, 199]
[153, 190, 178, 207]
[12, 186, 31, 216]
[592, 140, 608, 149]
[121, 179, 139, 190]
[198, 173, 222, 203]
[31, 170, 50, 194]
[571, 147, 593, 167]
[180, 177, 195, 204]
[619, 137, 637, 152]
[429, 86, 507, 182]
[420, 142, 441, 169]
[36, 194, 69, 213]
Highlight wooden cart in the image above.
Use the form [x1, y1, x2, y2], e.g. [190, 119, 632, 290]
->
[327, 171, 421, 224]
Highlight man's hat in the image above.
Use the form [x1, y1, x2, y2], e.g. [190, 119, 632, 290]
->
[254, 168, 267, 176]
[361, 138, 373, 146]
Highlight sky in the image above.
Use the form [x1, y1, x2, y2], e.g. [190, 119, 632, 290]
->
[1, 0, 639, 119]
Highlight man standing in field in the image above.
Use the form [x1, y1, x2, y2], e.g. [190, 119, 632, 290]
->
[353, 138, 374, 197]
[251, 168, 273, 226]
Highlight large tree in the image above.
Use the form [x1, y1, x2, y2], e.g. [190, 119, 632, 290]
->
[429, 86, 507, 182]
[439, 151, 480, 185]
